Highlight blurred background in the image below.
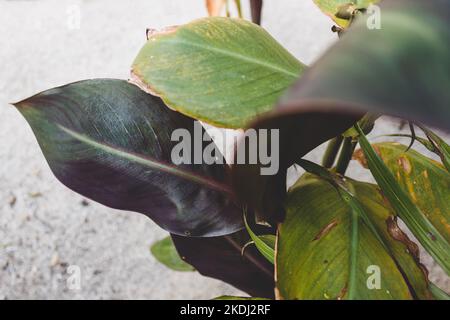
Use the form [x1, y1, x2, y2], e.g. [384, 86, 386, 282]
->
[0, 0, 448, 299]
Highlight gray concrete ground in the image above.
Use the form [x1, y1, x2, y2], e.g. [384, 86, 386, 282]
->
[0, 0, 448, 299]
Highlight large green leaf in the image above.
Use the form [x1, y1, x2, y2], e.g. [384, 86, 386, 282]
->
[150, 236, 195, 272]
[250, 0, 263, 25]
[131, 17, 305, 128]
[355, 128, 450, 275]
[231, 0, 449, 224]
[313, 0, 379, 27]
[277, 174, 431, 300]
[354, 142, 450, 244]
[14, 79, 242, 237]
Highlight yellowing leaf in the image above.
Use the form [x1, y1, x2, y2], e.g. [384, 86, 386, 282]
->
[313, 0, 380, 28]
[276, 174, 431, 300]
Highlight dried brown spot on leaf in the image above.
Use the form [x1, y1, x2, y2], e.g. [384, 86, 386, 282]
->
[313, 219, 339, 241]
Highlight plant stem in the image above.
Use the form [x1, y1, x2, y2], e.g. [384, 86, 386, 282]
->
[322, 136, 343, 168]
[335, 137, 357, 175]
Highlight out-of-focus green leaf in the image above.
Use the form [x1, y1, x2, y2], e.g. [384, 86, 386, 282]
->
[14, 79, 242, 237]
[213, 295, 269, 300]
[354, 142, 450, 244]
[355, 126, 450, 275]
[131, 17, 305, 128]
[151, 236, 195, 272]
[244, 215, 275, 264]
[313, 0, 379, 27]
[277, 173, 431, 300]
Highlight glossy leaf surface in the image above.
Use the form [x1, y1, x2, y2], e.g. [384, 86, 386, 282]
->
[15, 79, 242, 237]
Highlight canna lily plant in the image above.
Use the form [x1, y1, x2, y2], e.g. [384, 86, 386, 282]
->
[11, 0, 450, 299]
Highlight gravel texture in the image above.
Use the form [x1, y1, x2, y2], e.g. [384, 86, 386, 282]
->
[0, 0, 448, 299]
